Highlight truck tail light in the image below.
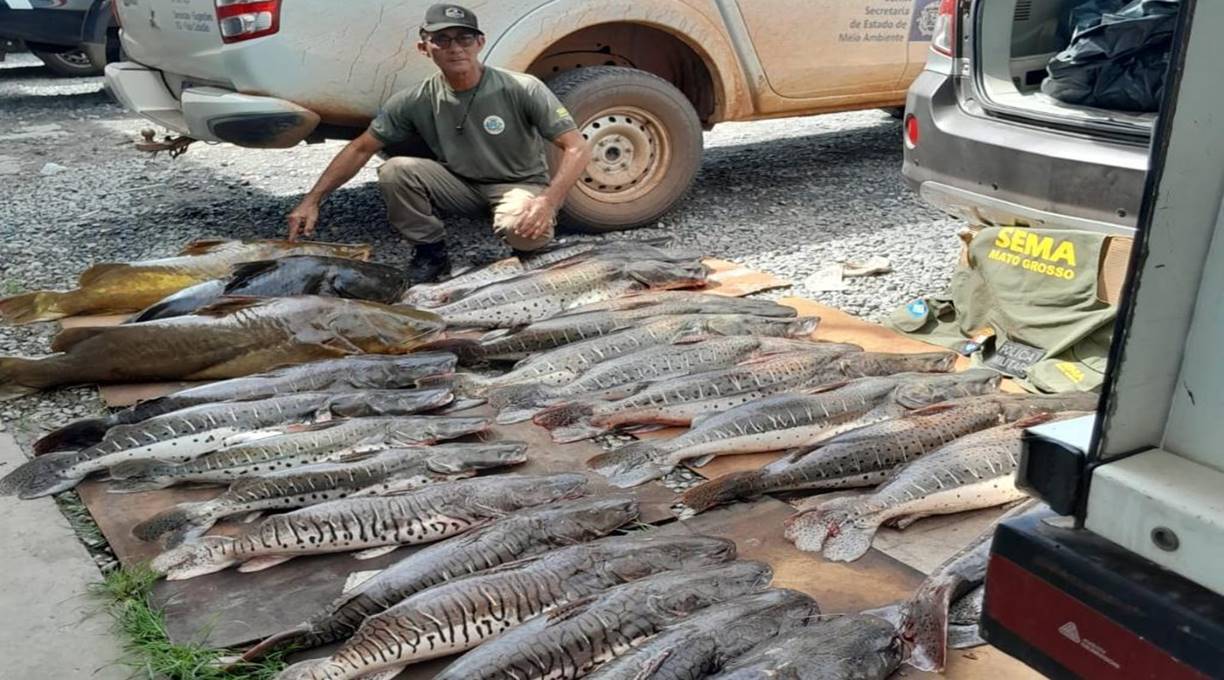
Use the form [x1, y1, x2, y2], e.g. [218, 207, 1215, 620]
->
[215, 0, 281, 44]
[932, 0, 957, 56]
[905, 114, 919, 148]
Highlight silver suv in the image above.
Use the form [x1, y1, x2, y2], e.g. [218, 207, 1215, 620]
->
[902, 0, 1159, 237]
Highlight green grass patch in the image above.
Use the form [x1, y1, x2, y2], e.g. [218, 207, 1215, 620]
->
[1, 279, 21, 295]
[92, 566, 289, 680]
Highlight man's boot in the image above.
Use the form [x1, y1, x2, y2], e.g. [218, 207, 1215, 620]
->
[406, 241, 451, 285]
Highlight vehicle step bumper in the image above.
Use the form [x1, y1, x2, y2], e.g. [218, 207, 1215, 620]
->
[104, 61, 320, 148]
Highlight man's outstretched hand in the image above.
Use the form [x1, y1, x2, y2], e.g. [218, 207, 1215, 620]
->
[286, 199, 321, 241]
[515, 195, 558, 241]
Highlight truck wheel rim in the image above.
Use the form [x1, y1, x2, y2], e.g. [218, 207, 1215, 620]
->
[60, 50, 93, 68]
[578, 107, 671, 205]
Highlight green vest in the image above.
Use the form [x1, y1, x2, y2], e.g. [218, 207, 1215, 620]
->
[887, 227, 1117, 392]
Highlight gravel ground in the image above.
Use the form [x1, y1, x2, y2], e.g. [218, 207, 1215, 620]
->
[0, 52, 961, 443]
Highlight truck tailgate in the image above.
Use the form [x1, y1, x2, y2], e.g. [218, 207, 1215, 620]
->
[115, 0, 230, 82]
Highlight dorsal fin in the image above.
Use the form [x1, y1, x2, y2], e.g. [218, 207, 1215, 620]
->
[224, 259, 283, 289]
[193, 296, 269, 317]
[177, 239, 234, 256]
[545, 594, 598, 624]
[76, 263, 131, 286]
[50, 325, 112, 352]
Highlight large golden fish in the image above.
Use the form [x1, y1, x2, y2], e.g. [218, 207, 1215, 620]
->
[0, 296, 444, 400]
[0, 239, 372, 324]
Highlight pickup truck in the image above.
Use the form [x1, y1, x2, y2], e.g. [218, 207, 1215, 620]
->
[106, 0, 940, 231]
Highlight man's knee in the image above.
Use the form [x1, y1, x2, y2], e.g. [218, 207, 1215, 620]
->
[378, 156, 433, 187]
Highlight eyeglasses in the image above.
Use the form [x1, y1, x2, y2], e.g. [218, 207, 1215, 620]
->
[428, 33, 479, 49]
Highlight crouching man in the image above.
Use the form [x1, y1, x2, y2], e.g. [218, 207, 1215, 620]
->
[286, 3, 591, 283]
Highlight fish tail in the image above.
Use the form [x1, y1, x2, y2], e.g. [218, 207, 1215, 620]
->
[678, 470, 768, 517]
[783, 496, 866, 553]
[587, 441, 668, 488]
[820, 514, 884, 562]
[0, 451, 82, 499]
[239, 624, 315, 662]
[900, 581, 955, 672]
[412, 337, 485, 364]
[0, 356, 42, 401]
[32, 417, 113, 454]
[0, 290, 74, 325]
[132, 501, 215, 544]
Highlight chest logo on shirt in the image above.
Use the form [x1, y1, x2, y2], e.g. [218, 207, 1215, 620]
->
[483, 115, 507, 136]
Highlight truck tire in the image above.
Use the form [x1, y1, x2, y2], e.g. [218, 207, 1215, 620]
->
[31, 49, 104, 77]
[547, 67, 703, 232]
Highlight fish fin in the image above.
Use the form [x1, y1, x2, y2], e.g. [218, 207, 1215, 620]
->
[900, 581, 956, 672]
[532, 400, 597, 431]
[545, 594, 598, 624]
[419, 372, 489, 397]
[356, 668, 409, 680]
[949, 624, 986, 650]
[221, 428, 296, 447]
[688, 411, 719, 430]
[33, 417, 111, 454]
[270, 660, 342, 680]
[105, 478, 174, 493]
[0, 450, 82, 498]
[237, 624, 314, 663]
[237, 555, 296, 573]
[108, 459, 177, 481]
[678, 470, 766, 517]
[689, 454, 717, 467]
[821, 515, 884, 562]
[783, 495, 864, 553]
[801, 380, 853, 395]
[495, 407, 540, 425]
[587, 441, 668, 488]
[435, 397, 487, 414]
[76, 262, 131, 285]
[891, 513, 934, 530]
[49, 326, 111, 352]
[176, 238, 231, 255]
[0, 291, 72, 325]
[411, 338, 485, 364]
[193, 296, 269, 317]
[352, 545, 400, 561]
[239, 511, 265, 524]
[1009, 413, 1059, 430]
[223, 259, 282, 289]
[132, 501, 213, 543]
[630, 648, 674, 680]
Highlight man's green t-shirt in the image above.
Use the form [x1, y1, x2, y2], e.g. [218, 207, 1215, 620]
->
[369, 67, 577, 185]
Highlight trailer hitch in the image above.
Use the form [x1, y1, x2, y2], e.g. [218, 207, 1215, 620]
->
[135, 129, 197, 158]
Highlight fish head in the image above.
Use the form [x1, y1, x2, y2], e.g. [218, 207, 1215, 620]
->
[419, 416, 493, 441]
[623, 260, 710, 290]
[503, 473, 589, 507]
[653, 560, 774, 615]
[891, 369, 1002, 409]
[841, 615, 907, 676]
[698, 315, 817, 339]
[426, 442, 530, 473]
[341, 300, 446, 352]
[599, 534, 738, 579]
[150, 536, 240, 580]
[534, 496, 640, 539]
[326, 388, 453, 418]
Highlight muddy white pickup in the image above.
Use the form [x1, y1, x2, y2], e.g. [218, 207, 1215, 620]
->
[106, 0, 939, 229]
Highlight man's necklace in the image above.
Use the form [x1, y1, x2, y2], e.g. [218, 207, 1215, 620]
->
[455, 69, 486, 136]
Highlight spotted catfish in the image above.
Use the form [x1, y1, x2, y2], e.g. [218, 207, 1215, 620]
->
[444, 315, 819, 399]
[491, 337, 860, 425]
[32, 353, 458, 455]
[785, 414, 1085, 561]
[431, 560, 775, 680]
[589, 370, 1000, 488]
[584, 589, 820, 680]
[242, 496, 641, 661]
[106, 413, 490, 492]
[273, 534, 740, 680]
[131, 441, 526, 546]
[152, 473, 589, 580]
[537, 352, 960, 444]
[432, 258, 709, 328]
[1, 391, 456, 499]
[680, 392, 1098, 516]
[710, 614, 902, 680]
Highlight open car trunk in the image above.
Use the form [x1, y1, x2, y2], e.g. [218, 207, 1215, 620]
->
[970, 0, 1161, 140]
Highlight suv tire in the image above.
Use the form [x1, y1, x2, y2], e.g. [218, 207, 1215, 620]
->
[547, 67, 703, 232]
[31, 48, 104, 77]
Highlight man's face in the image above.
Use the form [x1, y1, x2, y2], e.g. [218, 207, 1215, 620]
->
[419, 27, 485, 76]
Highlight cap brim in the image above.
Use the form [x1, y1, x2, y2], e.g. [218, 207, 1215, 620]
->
[422, 22, 483, 33]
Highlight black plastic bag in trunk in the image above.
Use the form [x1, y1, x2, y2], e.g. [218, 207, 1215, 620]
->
[1042, 0, 1180, 112]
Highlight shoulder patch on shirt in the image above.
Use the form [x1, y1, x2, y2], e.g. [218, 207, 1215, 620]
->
[555, 106, 572, 121]
[483, 115, 507, 135]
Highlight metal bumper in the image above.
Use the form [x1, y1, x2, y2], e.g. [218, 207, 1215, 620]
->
[903, 69, 1147, 237]
[104, 61, 320, 148]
